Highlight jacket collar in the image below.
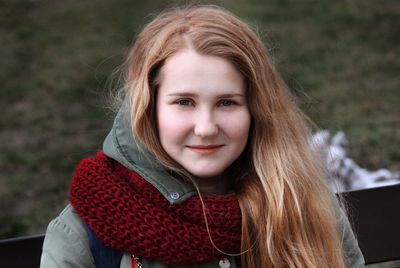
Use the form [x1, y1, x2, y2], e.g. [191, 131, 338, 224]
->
[103, 106, 196, 204]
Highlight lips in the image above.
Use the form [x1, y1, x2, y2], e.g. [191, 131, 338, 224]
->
[186, 145, 224, 154]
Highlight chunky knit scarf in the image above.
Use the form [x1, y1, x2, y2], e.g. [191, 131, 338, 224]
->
[69, 151, 242, 265]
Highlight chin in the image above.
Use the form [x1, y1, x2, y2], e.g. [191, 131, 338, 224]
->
[185, 162, 233, 179]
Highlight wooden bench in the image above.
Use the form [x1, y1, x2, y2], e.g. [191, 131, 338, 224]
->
[0, 234, 44, 268]
[346, 183, 400, 265]
[0, 184, 399, 267]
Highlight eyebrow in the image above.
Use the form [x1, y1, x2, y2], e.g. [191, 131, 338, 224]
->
[166, 92, 245, 98]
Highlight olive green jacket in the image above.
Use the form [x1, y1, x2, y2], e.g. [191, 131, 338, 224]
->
[40, 109, 365, 267]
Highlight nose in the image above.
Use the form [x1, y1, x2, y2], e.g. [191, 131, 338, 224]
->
[194, 110, 219, 137]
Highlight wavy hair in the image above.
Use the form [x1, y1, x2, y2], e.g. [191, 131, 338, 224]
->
[122, 5, 347, 268]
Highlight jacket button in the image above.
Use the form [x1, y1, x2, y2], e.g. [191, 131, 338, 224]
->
[170, 192, 180, 200]
[219, 258, 230, 268]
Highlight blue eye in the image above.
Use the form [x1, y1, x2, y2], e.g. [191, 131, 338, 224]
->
[219, 99, 235, 106]
[177, 99, 193, 106]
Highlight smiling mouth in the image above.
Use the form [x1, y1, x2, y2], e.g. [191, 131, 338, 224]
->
[187, 145, 224, 154]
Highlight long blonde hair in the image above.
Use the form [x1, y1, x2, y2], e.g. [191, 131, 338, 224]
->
[122, 5, 347, 268]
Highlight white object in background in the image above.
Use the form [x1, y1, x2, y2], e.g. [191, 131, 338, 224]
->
[311, 130, 400, 192]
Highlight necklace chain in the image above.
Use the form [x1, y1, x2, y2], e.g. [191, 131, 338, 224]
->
[133, 254, 232, 267]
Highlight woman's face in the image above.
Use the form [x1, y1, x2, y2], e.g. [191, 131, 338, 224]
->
[156, 49, 251, 180]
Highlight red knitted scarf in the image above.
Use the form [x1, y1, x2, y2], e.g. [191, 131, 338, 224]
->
[69, 151, 242, 265]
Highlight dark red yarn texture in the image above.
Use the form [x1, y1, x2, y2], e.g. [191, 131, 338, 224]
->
[69, 151, 242, 265]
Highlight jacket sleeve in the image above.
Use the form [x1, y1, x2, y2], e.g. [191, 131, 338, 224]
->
[336, 202, 366, 268]
[40, 205, 95, 268]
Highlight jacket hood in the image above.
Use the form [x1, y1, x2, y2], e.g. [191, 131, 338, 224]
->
[103, 105, 196, 204]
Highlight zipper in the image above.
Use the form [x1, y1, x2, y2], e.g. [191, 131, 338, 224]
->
[132, 254, 143, 268]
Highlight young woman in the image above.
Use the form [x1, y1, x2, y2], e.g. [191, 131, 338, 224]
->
[40, 5, 365, 268]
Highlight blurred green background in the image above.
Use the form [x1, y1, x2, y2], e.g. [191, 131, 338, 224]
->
[0, 0, 399, 240]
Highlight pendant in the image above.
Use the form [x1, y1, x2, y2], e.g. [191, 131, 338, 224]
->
[219, 258, 231, 268]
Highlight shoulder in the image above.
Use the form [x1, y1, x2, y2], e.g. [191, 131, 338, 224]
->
[52, 204, 89, 238]
[40, 204, 95, 268]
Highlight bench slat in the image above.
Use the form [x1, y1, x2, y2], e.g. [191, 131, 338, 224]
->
[346, 184, 400, 264]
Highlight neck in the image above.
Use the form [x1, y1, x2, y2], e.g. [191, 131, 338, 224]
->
[192, 172, 233, 195]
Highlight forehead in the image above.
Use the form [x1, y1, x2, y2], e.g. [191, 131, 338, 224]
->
[158, 49, 245, 95]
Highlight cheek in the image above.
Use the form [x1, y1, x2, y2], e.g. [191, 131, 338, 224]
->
[223, 111, 251, 143]
[157, 107, 191, 145]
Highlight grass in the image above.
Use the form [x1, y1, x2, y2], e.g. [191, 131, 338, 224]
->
[0, 0, 399, 240]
